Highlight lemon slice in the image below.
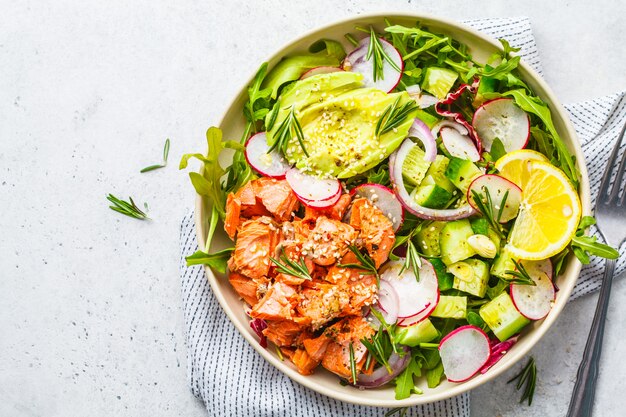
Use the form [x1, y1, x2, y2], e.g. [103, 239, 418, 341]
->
[495, 149, 548, 190]
[507, 161, 581, 260]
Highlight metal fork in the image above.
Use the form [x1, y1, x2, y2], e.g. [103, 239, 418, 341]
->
[567, 121, 626, 417]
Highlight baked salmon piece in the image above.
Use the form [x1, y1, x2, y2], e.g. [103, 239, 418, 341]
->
[304, 193, 352, 221]
[292, 348, 319, 375]
[231, 217, 280, 280]
[252, 177, 300, 222]
[297, 280, 351, 329]
[262, 320, 305, 347]
[349, 198, 395, 268]
[250, 281, 298, 321]
[303, 333, 332, 362]
[228, 272, 259, 306]
[224, 193, 241, 240]
[302, 217, 358, 266]
[237, 181, 271, 218]
[320, 316, 374, 381]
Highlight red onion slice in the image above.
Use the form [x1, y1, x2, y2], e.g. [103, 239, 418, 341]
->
[408, 118, 437, 162]
[479, 336, 519, 374]
[355, 345, 411, 388]
[249, 318, 268, 348]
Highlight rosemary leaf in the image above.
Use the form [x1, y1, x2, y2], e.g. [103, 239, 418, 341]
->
[269, 247, 312, 281]
[106, 194, 150, 220]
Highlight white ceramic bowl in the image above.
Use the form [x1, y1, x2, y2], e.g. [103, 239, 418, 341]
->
[194, 12, 590, 407]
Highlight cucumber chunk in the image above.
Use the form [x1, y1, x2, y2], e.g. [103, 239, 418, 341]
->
[422, 67, 459, 99]
[451, 258, 490, 297]
[395, 318, 439, 346]
[491, 246, 517, 279]
[479, 291, 530, 341]
[445, 157, 482, 193]
[470, 218, 490, 236]
[431, 295, 467, 319]
[429, 257, 454, 291]
[414, 109, 440, 129]
[439, 219, 475, 265]
[402, 146, 431, 187]
[416, 221, 446, 257]
[424, 155, 455, 193]
[414, 184, 452, 209]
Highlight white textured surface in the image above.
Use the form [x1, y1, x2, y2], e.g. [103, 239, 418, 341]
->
[1, 1, 625, 416]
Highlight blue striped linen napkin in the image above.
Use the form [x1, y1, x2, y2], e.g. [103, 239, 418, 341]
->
[179, 17, 626, 417]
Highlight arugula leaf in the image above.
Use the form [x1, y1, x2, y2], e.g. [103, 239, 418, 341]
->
[486, 278, 509, 300]
[490, 137, 507, 161]
[185, 248, 234, 273]
[498, 38, 521, 58]
[570, 216, 619, 263]
[530, 127, 556, 162]
[243, 63, 273, 126]
[426, 360, 445, 388]
[394, 354, 423, 400]
[467, 311, 489, 332]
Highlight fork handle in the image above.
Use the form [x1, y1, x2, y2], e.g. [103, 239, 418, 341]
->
[566, 259, 616, 417]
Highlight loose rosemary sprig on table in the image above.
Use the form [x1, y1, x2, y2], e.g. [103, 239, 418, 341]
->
[140, 138, 170, 173]
[267, 106, 309, 157]
[470, 186, 509, 239]
[338, 245, 380, 284]
[269, 247, 312, 280]
[507, 357, 537, 405]
[504, 259, 537, 286]
[106, 194, 150, 220]
[385, 407, 408, 417]
[375, 95, 419, 137]
[365, 26, 401, 81]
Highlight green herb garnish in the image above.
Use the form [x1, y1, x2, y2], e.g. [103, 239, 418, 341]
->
[365, 27, 402, 82]
[399, 238, 422, 282]
[470, 186, 508, 239]
[270, 247, 312, 281]
[375, 95, 419, 137]
[570, 216, 619, 263]
[348, 342, 358, 384]
[360, 320, 394, 373]
[140, 138, 170, 173]
[385, 408, 408, 417]
[338, 245, 380, 284]
[106, 194, 149, 220]
[267, 105, 309, 157]
[507, 357, 537, 405]
[504, 259, 537, 286]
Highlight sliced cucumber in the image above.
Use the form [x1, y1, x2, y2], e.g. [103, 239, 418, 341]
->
[416, 221, 446, 257]
[479, 291, 530, 341]
[414, 184, 452, 209]
[431, 295, 467, 319]
[395, 318, 439, 346]
[414, 109, 440, 129]
[423, 154, 456, 193]
[470, 218, 490, 236]
[445, 157, 482, 193]
[491, 246, 517, 279]
[439, 219, 475, 265]
[429, 257, 454, 291]
[422, 67, 458, 99]
[402, 145, 431, 187]
[451, 258, 490, 298]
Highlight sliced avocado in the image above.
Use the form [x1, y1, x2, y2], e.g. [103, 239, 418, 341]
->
[403, 145, 431, 187]
[395, 319, 439, 347]
[491, 246, 517, 279]
[414, 184, 452, 209]
[431, 295, 467, 319]
[439, 219, 475, 265]
[479, 292, 530, 341]
[452, 258, 490, 298]
[445, 157, 482, 193]
[422, 67, 459, 99]
[416, 221, 446, 257]
[266, 71, 417, 178]
[429, 257, 454, 291]
[423, 155, 456, 193]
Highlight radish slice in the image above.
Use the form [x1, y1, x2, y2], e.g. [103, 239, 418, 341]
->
[390, 139, 475, 220]
[299, 189, 342, 209]
[351, 183, 404, 231]
[510, 259, 555, 320]
[244, 132, 291, 179]
[439, 325, 491, 382]
[467, 174, 522, 223]
[440, 128, 480, 162]
[408, 119, 437, 162]
[300, 66, 343, 79]
[431, 120, 469, 138]
[285, 168, 341, 202]
[472, 98, 530, 152]
[381, 259, 439, 319]
[343, 37, 403, 93]
[368, 281, 400, 326]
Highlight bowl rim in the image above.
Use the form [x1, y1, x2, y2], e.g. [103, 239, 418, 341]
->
[193, 11, 591, 407]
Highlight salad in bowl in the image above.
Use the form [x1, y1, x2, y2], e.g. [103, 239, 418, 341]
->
[181, 16, 615, 404]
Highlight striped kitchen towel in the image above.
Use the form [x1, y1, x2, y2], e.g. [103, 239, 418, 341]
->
[179, 17, 626, 417]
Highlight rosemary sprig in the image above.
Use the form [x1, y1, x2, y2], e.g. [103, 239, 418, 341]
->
[141, 138, 170, 173]
[348, 342, 358, 384]
[366, 27, 401, 81]
[338, 245, 380, 284]
[504, 259, 537, 286]
[375, 95, 419, 137]
[267, 106, 309, 157]
[269, 247, 312, 281]
[361, 324, 393, 373]
[106, 194, 149, 220]
[470, 186, 509, 239]
[385, 407, 408, 417]
[507, 357, 537, 405]
[399, 238, 422, 282]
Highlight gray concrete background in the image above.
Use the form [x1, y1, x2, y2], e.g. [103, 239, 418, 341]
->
[1, 0, 624, 416]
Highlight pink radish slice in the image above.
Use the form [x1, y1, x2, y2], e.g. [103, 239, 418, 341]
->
[298, 189, 342, 209]
[244, 132, 291, 179]
[285, 167, 341, 202]
[300, 66, 343, 79]
[441, 128, 480, 162]
[368, 281, 400, 326]
[510, 259, 555, 320]
[439, 325, 491, 383]
[467, 174, 522, 223]
[351, 183, 404, 231]
[381, 259, 439, 319]
[408, 118, 437, 162]
[435, 82, 483, 154]
[390, 139, 475, 220]
[472, 98, 530, 152]
[431, 120, 469, 138]
[343, 37, 403, 93]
